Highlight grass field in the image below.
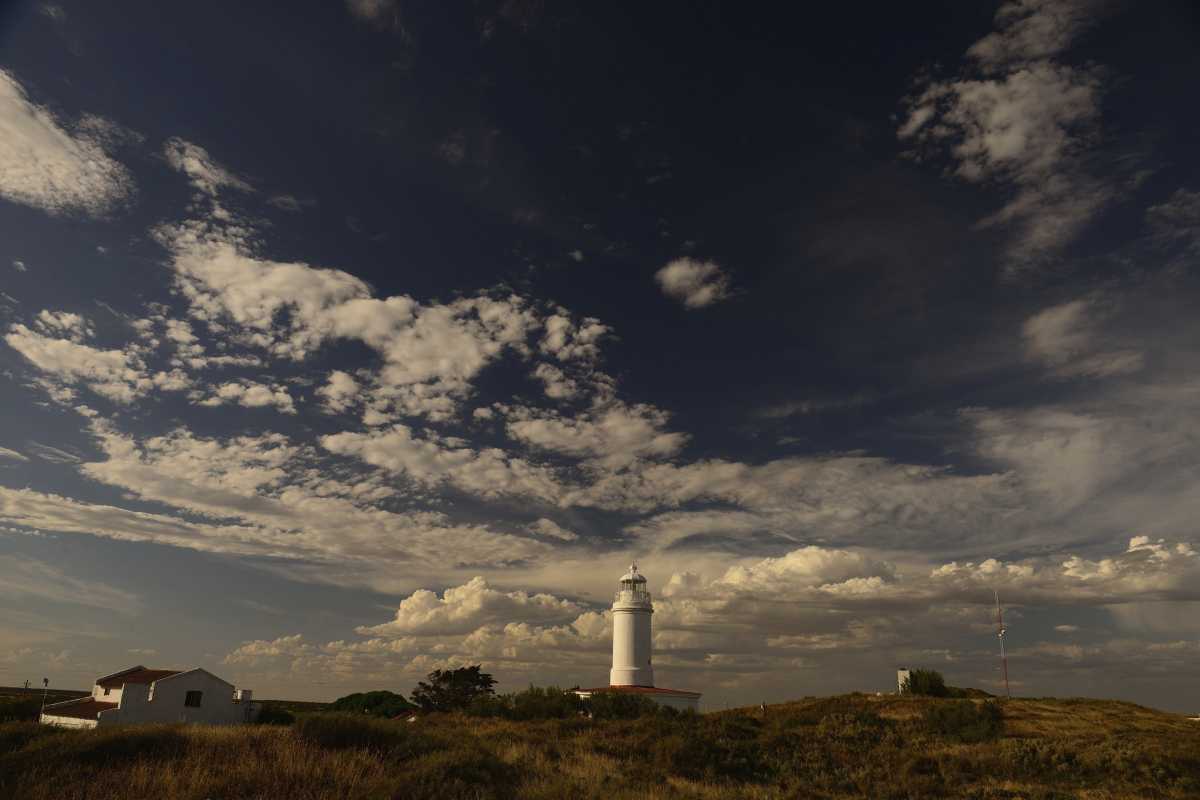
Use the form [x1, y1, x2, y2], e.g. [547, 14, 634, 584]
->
[1, 693, 1197, 799]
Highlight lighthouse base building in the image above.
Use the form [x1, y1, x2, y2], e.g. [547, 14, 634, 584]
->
[575, 564, 702, 713]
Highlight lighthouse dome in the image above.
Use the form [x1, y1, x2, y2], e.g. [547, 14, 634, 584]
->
[619, 564, 647, 584]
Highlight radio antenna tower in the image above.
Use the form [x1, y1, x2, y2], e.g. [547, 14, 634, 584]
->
[994, 590, 1010, 699]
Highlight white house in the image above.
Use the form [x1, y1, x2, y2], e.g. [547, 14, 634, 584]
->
[40, 665, 258, 728]
[574, 565, 702, 712]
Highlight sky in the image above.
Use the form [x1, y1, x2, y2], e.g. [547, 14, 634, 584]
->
[1, 0, 1199, 712]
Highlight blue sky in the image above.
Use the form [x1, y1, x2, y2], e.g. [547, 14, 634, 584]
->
[1, 0, 1199, 711]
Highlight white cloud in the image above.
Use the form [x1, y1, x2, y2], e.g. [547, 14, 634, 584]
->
[898, 0, 1108, 270]
[321, 425, 564, 504]
[531, 363, 578, 400]
[0, 446, 29, 462]
[5, 322, 151, 404]
[34, 310, 93, 342]
[357, 576, 584, 637]
[69, 421, 555, 573]
[654, 258, 732, 309]
[505, 400, 688, 470]
[527, 518, 578, 541]
[196, 380, 297, 414]
[12, 260, 26, 272]
[316, 370, 361, 413]
[0, 71, 135, 216]
[163, 138, 253, 198]
[1022, 298, 1143, 378]
[966, 0, 1098, 69]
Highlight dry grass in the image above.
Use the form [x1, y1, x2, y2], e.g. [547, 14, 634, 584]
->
[1, 694, 1197, 799]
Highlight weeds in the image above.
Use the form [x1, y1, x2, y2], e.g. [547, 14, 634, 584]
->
[0, 694, 1196, 799]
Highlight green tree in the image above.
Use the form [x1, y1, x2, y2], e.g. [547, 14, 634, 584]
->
[329, 690, 414, 717]
[902, 668, 949, 697]
[410, 665, 497, 712]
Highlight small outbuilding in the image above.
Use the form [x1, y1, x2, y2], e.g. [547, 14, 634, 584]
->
[40, 665, 258, 728]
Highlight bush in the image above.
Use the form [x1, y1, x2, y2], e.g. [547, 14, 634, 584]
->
[254, 704, 295, 725]
[923, 700, 1003, 743]
[14, 724, 187, 767]
[658, 714, 768, 783]
[584, 691, 663, 720]
[328, 690, 414, 718]
[508, 686, 584, 721]
[0, 697, 42, 723]
[388, 740, 519, 800]
[903, 669, 949, 697]
[293, 713, 434, 757]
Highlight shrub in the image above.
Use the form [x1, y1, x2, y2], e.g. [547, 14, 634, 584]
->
[388, 740, 519, 800]
[15, 724, 187, 767]
[903, 669, 949, 697]
[0, 697, 42, 723]
[254, 704, 295, 725]
[293, 713, 434, 757]
[923, 700, 1003, 743]
[584, 691, 662, 720]
[507, 686, 585, 721]
[0, 721, 57, 754]
[659, 714, 769, 783]
[328, 689, 414, 717]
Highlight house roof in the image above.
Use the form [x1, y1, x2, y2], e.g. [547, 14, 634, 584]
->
[578, 685, 701, 697]
[41, 698, 118, 720]
[96, 666, 182, 688]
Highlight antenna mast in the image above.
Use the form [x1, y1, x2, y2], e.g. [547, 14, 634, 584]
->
[995, 590, 1010, 699]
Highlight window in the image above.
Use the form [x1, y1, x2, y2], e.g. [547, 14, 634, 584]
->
[184, 690, 203, 708]
[103, 687, 110, 696]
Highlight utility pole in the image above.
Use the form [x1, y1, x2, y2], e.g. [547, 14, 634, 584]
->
[40, 677, 49, 717]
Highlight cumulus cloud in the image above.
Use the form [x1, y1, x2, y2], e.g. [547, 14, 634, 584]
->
[5, 321, 158, 404]
[527, 518, 578, 541]
[163, 138, 253, 198]
[654, 258, 733, 309]
[316, 370, 361, 413]
[196, 380, 297, 414]
[0, 70, 135, 216]
[357, 576, 584, 637]
[898, 0, 1109, 271]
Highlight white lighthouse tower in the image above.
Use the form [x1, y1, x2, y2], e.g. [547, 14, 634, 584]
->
[574, 563, 702, 712]
[610, 564, 654, 687]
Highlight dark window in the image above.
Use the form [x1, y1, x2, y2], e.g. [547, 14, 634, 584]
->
[103, 687, 110, 696]
[184, 690, 203, 708]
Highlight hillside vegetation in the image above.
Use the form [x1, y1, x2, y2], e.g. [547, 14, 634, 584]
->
[1, 693, 1197, 799]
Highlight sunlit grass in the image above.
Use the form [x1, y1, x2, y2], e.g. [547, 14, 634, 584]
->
[1, 694, 1197, 799]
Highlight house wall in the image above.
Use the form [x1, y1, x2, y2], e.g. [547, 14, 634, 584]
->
[92, 684, 122, 703]
[40, 713, 98, 729]
[99, 670, 251, 726]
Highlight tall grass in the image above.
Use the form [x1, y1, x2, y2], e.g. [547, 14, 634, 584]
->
[0, 694, 1197, 799]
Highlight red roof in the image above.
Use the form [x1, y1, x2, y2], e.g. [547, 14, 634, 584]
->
[579, 685, 701, 697]
[41, 699, 118, 720]
[96, 666, 181, 688]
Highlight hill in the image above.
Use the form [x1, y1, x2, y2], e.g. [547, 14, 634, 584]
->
[0, 693, 1197, 799]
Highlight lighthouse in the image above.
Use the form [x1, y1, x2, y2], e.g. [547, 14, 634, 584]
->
[610, 564, 654, 686]
[574, 563, 702, 712]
